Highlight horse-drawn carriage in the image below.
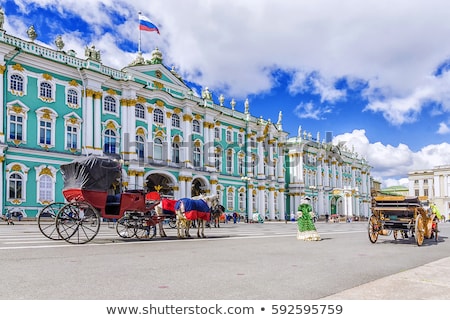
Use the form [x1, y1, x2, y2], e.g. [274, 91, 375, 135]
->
[368, 196, 439, 246]
[37, 155, 223, 244]
[37, 156, 168, 244]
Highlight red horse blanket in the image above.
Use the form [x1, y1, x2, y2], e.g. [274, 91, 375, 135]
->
[175, 198, 211, 221]
[161, 199, 177, 216]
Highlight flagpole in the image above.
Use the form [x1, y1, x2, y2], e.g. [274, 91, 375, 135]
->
[138, 11, 142, 53]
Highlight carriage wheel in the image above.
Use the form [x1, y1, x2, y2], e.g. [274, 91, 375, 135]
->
[135, 219, 155, 240]
[415, 215, 425, 246]
[116, 216, 136, 238]
[38, 202, 66, 240]
[168, 217, 177, 229]
[368, 215, 379, 243]
[56, 202, 100, 244]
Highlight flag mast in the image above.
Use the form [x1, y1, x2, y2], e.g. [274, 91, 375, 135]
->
[138, 11, 142, 53]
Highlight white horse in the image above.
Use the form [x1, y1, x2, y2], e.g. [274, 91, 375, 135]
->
[176, 194, 222, 238]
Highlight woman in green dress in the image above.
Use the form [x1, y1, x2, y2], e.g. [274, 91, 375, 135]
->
[297, 200, 320, 241]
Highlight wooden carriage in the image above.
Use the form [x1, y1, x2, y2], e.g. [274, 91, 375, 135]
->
[368, 196, 439, 246]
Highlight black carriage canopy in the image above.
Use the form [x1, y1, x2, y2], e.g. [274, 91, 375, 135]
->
[60, 155, 121, 191]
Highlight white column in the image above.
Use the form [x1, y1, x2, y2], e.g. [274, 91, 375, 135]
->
[93, 92, 102, 155]
[268, 185, 275, 219]
[84, 90, 94, 153]
[434, 175, 440, 197]
[278, 189, 285, 221]
[418, 179, 424, 196]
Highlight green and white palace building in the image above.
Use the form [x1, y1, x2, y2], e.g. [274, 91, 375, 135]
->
[0, 16, 372, 221]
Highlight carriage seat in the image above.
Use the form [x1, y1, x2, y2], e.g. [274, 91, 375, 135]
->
[105, 194, 121, 216]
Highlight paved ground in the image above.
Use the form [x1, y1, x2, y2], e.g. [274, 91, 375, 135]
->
[323, 255, 450, 299]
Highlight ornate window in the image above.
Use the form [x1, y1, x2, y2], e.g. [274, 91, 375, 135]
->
[226, 129, 232, 142]
[104, 96, 117, 113]
[135, 103, 145, 119]
[136, 135, 145, 159]
[227, 188, 234, 211]
[239, 189, 245, 212]
[153, 109, 164, 124]
[215, 147, 222, 172]
[192, 119, 201, 133]
[103, 129, 117, 154]
[172, 114, 180, 128]
[193, 145, 201, 167]
[214, 127, 220, 140]
[238, 152, 244, 176]
[226, 149, 233, 174]
[154, 137, 163, 160]
[172, 142, 180, 163]
[39, 82, 52, 99]
[36, 108, 57, 149]
[38, 175, 53, 203]
[66, 125, 78, 149]
[9, 114, 23, 141]
[67, 89, 78, 105]
[238, 133, 243, 145]
[10, 74, 24, 93]
[9, 173, 23, 200]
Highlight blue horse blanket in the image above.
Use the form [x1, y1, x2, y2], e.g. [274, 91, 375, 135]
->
[175, 198, 211, 221]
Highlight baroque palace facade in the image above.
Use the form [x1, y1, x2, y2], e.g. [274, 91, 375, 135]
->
[0, 17, 372, 220]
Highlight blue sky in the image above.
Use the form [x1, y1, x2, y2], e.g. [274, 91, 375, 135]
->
[2, 0, 450, 187]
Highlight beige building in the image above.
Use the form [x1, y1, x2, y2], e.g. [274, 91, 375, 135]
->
[408, 165, 450, 218]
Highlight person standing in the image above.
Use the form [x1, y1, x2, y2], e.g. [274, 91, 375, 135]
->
[296, 199, 320, 241]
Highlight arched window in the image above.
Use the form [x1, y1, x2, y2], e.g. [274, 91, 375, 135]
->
[227, 188, 234, 210]
[154, 138, 163, 160]
[67, 89, 78, 105]
[39, 175, 53, 203]
[136, 135, 145, 159]
[172, 142, 180, 163]
[9, 173, 23, 199]
[215, 147, 222, 172]
[172, 114, 180, 128]
[104, 129, 117, 153]
[226, 130, 232, 142]
[193, 146, 201, 167]
[135, 103, 145, 119]
[153, 109, 164, 124]
[40, 82, 52, 98]
[226, 150, 233, 174]
[239, 191, 245, 212]
[192, 120, 201, 133]
[238, 133, 243, 145]
[66, 125, 78, 149]
[214, 127, 220, 140]
[104, 96, 116, 113]
[238, 153, 244, 176]
[10, 74, 24, 92]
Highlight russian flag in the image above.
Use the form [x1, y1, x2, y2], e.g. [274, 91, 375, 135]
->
[139, 13, 160, 34]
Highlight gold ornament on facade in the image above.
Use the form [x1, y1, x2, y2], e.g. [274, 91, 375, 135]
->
[39, 167, 54, 177]
[12, 64, 24, 72]
[105, 121, 116, 130]
[155, 70, 162, 79]
[257, 186, 266, 190]
[155, 100, 165, 107]
[85, 89, 95, 97]
[183, 114, 193, 122]
[209, 179, 218, 185]
[43, 73, 53, 80]
[92, 91, 102, 99]
[41, 109, 52, 119]
[147, 106, 154, 113]
[173, 107, 181, 114]
[136, 127, 145, 135]
[11, 164, 22, 172]
[0, 65, 6, 74]
[137, 96, 146, 103]
[11, 105, 23, 114]
[166, 111, 172, 118]
[153, 81, 164, 89]
[106, 88, 117, 95]
[154, 185, 163, 192]
[268, 187, 275, 192]
[68, 79, 78, 87]
[194, 114, 203, 120]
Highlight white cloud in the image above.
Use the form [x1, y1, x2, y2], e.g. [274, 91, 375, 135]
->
[334, 129, 450, 187]
[294, 102, 332, 120]
[437, 122, 450, 134]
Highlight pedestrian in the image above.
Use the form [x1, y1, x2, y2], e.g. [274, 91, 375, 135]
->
[296, 199, 320, 241]
[325, 213, 329, 223]
[232, 212, 237, 224]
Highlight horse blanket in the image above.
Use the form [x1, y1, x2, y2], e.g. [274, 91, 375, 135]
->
[161, 199, 177, 216]
[175, 198, 211, 221]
